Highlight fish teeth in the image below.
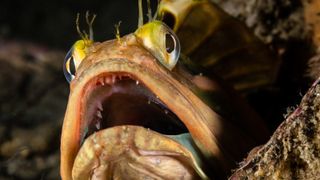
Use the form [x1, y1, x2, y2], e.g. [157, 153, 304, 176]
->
[98, 78, 105, 85]
[97, 74, 143, 86]
[112, 75, 116, 84]
[95, 121, 101, 130]
[105, 77, 111, 84]
[97, 103, 103, 111]
[96, 111, 102, 119]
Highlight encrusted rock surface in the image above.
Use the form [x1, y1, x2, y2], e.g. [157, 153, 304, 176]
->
[230, 79, 320, 179]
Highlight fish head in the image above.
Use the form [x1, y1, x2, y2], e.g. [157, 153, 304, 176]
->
[61, 19, 222, 180]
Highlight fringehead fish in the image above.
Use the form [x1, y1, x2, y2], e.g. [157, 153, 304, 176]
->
[60, 1, 269, 179]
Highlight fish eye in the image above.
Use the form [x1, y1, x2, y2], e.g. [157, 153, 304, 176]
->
[163, 25, 180, 69]
[135, 21, 181, 70]
[63, 48, 76, 83]
[165, 33, 175, 53]
[63, 40, 94, 83]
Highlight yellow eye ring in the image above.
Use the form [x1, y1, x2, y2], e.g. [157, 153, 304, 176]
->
[135, 21, 181, 70]
[63, 40, 93, 83]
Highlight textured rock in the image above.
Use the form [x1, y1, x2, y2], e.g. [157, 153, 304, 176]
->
[214, 0, 306, 44]
[230, 79, 320, 179]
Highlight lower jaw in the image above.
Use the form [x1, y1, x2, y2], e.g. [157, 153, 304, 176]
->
[72, 125, 208, 179]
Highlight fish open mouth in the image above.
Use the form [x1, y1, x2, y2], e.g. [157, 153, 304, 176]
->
[72, 72, 208, 179]
[80, 73, 189, 143]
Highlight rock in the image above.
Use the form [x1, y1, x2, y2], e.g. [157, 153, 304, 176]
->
[230, 78, 320, 179]
[214, 0, 306, 44]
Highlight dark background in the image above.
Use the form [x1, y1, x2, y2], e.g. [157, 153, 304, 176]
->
[0, 0, 159, 49]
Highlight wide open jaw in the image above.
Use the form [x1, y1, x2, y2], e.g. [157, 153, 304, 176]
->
[73, 72, 208, 179]
[61, 55, 229, 179]
[80, 72, 189, 143]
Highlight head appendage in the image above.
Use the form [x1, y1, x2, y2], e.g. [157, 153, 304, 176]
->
[76, 12, 96, 45]
[138, 0, 144, 27]
[76, 13, 88, 40]
[153, 0, 161, 21]
[114, 21, 122, 43]
[85, 11, 97, 41]
[147, 0, 152, 22]
[138, 0, 160, 26]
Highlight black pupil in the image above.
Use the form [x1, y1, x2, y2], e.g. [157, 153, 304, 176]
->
[69, 57, 76, 75]
[165, 33, 175, 53]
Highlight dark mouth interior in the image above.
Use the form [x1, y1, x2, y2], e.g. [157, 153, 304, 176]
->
[81, 74, 188, 143]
